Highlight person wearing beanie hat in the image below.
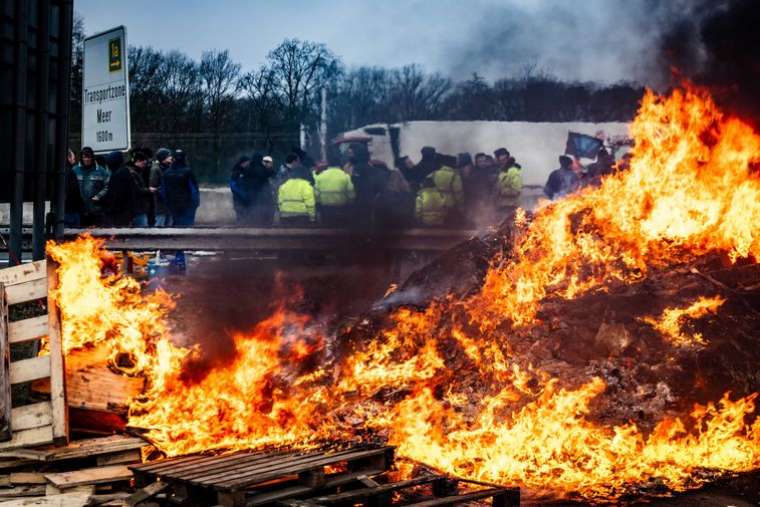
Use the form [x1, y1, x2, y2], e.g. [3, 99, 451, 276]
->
[161, 149, 199, 226]
[72, 146, 111, 225]
[128, 151, 153, 227]
[149, 147, 173, 226]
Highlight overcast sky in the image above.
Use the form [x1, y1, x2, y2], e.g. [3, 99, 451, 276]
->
[75, 0, 692, 86]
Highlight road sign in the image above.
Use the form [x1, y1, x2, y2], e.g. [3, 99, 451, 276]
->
[82, 26, 130, 153]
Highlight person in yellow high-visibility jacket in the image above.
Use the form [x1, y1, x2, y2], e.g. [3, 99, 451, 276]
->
[415, 176, 447, 227]
[430, 164, 464, 212]
[314, 166, 355, 226]
[277, 175, 316, 226]
[496, 159, 523, 214]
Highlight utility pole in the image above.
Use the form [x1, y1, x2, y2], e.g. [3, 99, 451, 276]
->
[320, 88, 327, 162]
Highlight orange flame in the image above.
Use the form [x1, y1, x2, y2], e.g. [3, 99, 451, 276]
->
[642, 295, 725, 347]
[45, 85, 760, 501]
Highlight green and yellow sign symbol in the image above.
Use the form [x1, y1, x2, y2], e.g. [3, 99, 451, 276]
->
[109, 37, 122, 72]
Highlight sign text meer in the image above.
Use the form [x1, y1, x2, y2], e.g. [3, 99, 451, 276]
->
[82, 26, 130, 153]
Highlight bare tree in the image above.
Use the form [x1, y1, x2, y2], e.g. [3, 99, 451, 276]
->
[389, 64, 452, 121]
[199, 50, 241, 171]
[267, 39, 341, 123]
[239, 65, 282, 143]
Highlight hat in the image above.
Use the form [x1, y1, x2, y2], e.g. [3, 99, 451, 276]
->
[421, 146, 436, 158]
[132, 150, 148, 162]
[80, 146, 94, 158]
[457, 152, 473, 167]
[494, 147, 509, 158]
[263, 155, 273, 163]
[559, 155, 573, 167]
[156, 148, 172, 163]
[106, 150, 124, 169]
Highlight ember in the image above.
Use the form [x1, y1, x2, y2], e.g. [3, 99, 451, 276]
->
[46, 85, 760, 502]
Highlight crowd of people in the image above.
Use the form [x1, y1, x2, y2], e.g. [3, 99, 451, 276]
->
[61, 140, 621, 229]
[64, 146, 200, 228]
[229, 144, 529, 229]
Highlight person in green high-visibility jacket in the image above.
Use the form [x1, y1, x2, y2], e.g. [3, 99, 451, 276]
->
[314, 165, 355, 226]
[496, 154, 523, 213]
[430, 163, 464, 212]
[277, 175, 316, 226]
[415, 176, 447, 226]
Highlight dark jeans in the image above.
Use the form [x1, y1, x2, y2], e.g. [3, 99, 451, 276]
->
[320, 206, 350, 227]
[171, 207, 196, 227]
[280, 216, 313, 227]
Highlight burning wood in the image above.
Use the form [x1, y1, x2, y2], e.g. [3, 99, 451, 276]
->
[32, 85, 760, 504]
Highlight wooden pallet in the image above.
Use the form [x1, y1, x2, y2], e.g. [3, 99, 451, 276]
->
[0, 260, 67, 450]
[130, 445, 395, 507]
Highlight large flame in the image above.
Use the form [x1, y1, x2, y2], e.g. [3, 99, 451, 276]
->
[46, 86, 760, 502]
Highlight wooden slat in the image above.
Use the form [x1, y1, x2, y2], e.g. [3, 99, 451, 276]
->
[155, 449, 297, 481]
[209, 447, 392, 490]
[5, 278, 48, 305]
[9, 472, 46, 484]
[46, 261, 67, 443]
[44, 464, 133, 489]
[402, 488, 509, 507]
[0, 261, 47, 286]
[310, 475, 438, 504]
[189, 448, 357, 485]
[96, 448, 142, 466]
[0, 284, 11, 442]
[0, 491, 92, 506]
[10, 402, 52, 431]
[8, 315, 48, 344]
[39, 435, 146, 462]
[248, 469, 386, 506]
[0, 484, 46, 498]
[0, 424, 53, 451]
[9, 356, 51, 385]
[133, 448, 275, 475]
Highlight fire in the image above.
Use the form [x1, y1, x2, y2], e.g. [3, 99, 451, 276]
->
[45, 85, 760, 501]
[642, 295, 725, 347]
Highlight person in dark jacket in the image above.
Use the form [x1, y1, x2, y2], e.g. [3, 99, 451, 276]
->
[102, 151, 139, 226]
[151, 148, 172, 226]
[129, 151, 153, 227]
[64, 148, 85, 227]
[230, 155, 253, 223]
[544, 155, 580, 200]
[73, 146, 110, 226]
[348, 142, 387, 229]
[162, 149, 199, 227]
[463, 152, 499, 224]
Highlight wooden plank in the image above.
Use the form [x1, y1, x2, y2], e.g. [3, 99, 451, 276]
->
[401, 488, 509, 507]
[41, 435, 146, 462]
[9, 356, 51, 385]
[45, 484, 95, 496]
[157, 449, 298, 481]
[131, 448, 262, 475]
[0, 492, 92, 506]
[9, 472, 46, 484]
[0, 484, 46, 497]
[0, 261, 47, 286]
[44, 465, 133, 489]
[309, 475, 438, 504]
[189, 448, 366, 485]
[0, 458, 37, 471]
[0, 285, 11, 442]
[0, 426, 54, 451]
[58, 344, 143, 413]
[10, 402, 53, 432]
[5, 278, 48, 305]
[8, 316, 48, 344]
[209, 447, 392, 490]
[125, 481, 167, 507]
[46, 261, 67, 443]
[247, 469, 386, 506]
[96, 449, 142, 466]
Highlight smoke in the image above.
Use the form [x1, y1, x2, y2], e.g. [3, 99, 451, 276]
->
[444, 0, 704, 86]
[660, 0, 760, 128]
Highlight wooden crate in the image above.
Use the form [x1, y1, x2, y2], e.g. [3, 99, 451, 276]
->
[0, 260, 67, 449]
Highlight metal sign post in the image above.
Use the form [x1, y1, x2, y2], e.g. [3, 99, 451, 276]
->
[82, 26, 130, 153]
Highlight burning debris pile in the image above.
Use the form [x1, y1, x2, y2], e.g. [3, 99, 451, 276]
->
[45, 85, 760, 503]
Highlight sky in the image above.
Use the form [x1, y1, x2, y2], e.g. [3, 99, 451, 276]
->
[74, 0, 697, 86]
